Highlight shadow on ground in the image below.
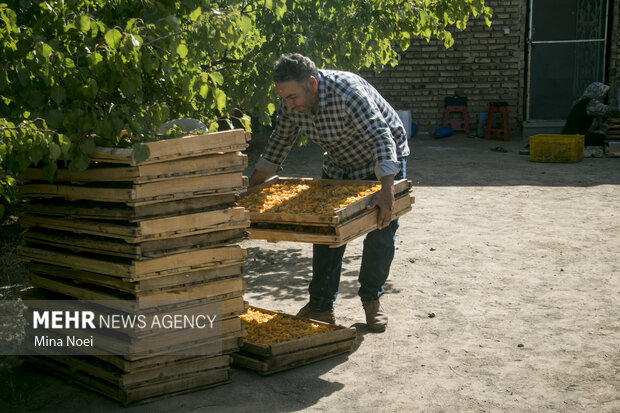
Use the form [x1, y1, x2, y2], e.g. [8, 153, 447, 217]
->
[245, 132, 620, 188]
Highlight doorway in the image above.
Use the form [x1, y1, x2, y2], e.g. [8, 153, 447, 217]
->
[526, 0, 609, 122]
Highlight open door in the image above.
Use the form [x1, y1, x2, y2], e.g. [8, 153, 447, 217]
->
[526, 0, 609, 122]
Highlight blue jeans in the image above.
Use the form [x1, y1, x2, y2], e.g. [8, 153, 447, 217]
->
[308, 157, 407, 311]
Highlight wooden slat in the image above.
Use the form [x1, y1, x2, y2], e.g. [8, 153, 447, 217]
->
[334, 194, 414, 238]
[21, 207, 249, 243]
[38, 354, 231, 388]
[247, 194, 414, 247]
[24, 228, 247, 259]
[232, 339, 354, 375]
[26, 262, 244, 294]
[132, 246, 246, 277]
[24, 230, 140, 258]
[25, 356, 231, 406]
[29, 272, 246, 306]
[96, 336, 242, 372]
[90, 129, 249, 165]
[22, 152, 248, 184]
[20, 194, 238, 222]
[247, 228, 339, 245]
[18, 245, 247, 279]
[20, 173, 245, 204]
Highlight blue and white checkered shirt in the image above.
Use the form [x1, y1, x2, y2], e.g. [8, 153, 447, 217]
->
[256, 69, 410, 180]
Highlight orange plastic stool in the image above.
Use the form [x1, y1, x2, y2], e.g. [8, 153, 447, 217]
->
[484, 102, 509, 141]
[443, 105, 470, 134]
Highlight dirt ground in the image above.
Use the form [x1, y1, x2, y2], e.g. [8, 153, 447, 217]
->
[1, 131, 619, 412]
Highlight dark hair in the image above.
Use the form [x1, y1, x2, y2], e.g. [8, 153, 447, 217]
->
[272, 53, 318, 83]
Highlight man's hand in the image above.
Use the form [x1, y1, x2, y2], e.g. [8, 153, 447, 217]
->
[367, 174, 395, 229]
[249, 170, 271, 187]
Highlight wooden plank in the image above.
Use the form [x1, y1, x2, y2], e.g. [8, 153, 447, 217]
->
[18, 245, 246, 279]
[28, 272, 240, 302]
[22, 152, 247, 184]
[21, 208, 250, 243]
[247, 228, 339, 244]
[95, 318, 244, 355]
[37, 354, 231, 388]
[20, 173, 246, 204]
[334, 194, 414, 238]
[120, 335, 244, 362]
[132, 246, 247, 277]
[24, 228, 247, 259]
[249, 211, 336, 225]
[232, 339, 354, 375]
[137, 207, 248, 237]
[90, 129, 249, 165]
[18, 245, 132, 277]
[97, 336, 242, 372]
[20, 183, 135, 203]
[24, 229, 139, 258]
[20, 194, 238, 222]
[124, 257, 246, 282]
[133, 173, 245, 200]
[138, 228, 248, 257]
[25, 356, 231, 406]
[247, 194, 414, 247]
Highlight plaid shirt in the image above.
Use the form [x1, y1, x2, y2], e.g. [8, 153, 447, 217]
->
[257, 69, 410, 180]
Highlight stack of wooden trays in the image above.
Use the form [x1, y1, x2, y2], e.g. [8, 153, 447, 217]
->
[605, 117, 620, 157]
[17, 129, 251, 405]
[232, 307, 357, 375]
[241, 177, 414, 247]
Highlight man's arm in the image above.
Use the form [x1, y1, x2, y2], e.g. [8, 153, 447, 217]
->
[249, 102, 300, 186]
[367, 173, 395, 230]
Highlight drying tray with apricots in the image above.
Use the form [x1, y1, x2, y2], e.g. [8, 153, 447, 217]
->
[237, 176, 414, 247]
[232, 306, 356, 375]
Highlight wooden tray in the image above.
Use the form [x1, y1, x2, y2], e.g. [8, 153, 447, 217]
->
[20, 206, 249, 243]
[241, 177, 414, 247]
[17, 245, 247, 281]
[22, 152, 248, 184]
[20, 172, 247, 205]
[232, 306, 356, 375]
[24, 354, 232, 406]
[89, 129, 250, 165]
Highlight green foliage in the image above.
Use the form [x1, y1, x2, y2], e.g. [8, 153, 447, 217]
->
[0, 0, 491, 220]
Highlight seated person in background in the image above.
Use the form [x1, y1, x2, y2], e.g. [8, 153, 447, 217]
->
[561, 82, 620, 146]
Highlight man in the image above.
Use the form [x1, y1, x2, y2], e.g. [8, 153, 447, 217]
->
[249, 53, 410, 332]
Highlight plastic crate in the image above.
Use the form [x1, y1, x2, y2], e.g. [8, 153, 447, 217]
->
[529, 134, 584, 163]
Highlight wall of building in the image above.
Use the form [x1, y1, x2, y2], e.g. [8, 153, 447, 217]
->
[363, 1, 620, 141]
[364, 1, 527, 139]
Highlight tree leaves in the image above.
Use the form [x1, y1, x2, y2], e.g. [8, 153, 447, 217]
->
[134, 143, 150, 164]
[0, 0, 493, 221]
[105, 28, 122, 49]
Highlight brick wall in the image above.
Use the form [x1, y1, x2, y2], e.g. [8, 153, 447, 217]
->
[363, 0, 526, 138]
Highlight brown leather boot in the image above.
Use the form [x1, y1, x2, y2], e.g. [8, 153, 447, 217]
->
[362, 300, 388, 332]
[296, 303, 336, 324]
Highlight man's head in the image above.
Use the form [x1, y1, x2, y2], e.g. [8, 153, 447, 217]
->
[273, 53, 319, 113]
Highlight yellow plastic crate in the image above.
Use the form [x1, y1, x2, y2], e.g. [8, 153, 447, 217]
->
[529, 134, 584, 163]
